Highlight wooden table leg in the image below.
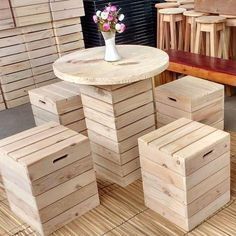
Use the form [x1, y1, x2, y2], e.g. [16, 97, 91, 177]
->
[79, 79, 156, 187]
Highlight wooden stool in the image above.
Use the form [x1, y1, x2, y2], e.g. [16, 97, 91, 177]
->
[155, 3, 180, 48]
[194, 16, 228, 59]
[29, 81, 87, 135]
[139, 118, 230, 232]
[0, 122, 99, 235]
[159, 8, 186, 50]
[184, 10, 208, 52]
[154, 76, 225, 129]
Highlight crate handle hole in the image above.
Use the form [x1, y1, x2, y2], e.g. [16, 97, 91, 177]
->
[203, 150, 213, 159]
[53, 154, 68, 164]
[39, 100, 46, 104]
[168, 97, 177, 102]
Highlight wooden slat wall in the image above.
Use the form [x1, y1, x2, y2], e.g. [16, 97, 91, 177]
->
[0, 0, 85, 109]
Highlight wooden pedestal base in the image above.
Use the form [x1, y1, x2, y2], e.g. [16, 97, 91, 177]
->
[80, 79, 156, 187]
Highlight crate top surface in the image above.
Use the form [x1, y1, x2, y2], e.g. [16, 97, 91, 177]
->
[0, 122, 88, 166]
[156, 76, 223, 98]
[139, 118, 230, 160]
[155, 76, 224, 111]
[29, 81, 81, 101]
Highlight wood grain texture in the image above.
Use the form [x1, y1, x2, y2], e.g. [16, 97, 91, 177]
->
[53, 45, 169, 85]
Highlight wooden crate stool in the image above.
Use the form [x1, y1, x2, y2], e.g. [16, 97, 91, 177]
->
[155, 76, 225, 129]
[184, 10, 208, 52]
[194, 16, 228, 59]
[139, 118, 230, 231]
[155, 2, 180, 48]
[29, 81, 87, 135]
[0, 122, 99, 235]
[79, 79, 156, 187]
[159, 8, 186, 50]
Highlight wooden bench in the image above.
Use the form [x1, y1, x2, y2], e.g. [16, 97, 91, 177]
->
[155, 50, 236, 88]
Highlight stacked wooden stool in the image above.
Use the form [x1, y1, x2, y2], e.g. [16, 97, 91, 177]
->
[194, 16, 228, 59]
[155, 2, 180, 48]
[29, 81, 87, 135]
[139, 118, 230, 231]
[158, 8, 186, 50]
[0, 122, 99, 235]
[184, 10, 208, 52]
[155, 76, 225, 129]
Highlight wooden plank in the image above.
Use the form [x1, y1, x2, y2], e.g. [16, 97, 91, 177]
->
[86, 114, 155, 142]
[145, 191, 230, 231]
[95, 164, 141, 188]
[93, 153, 140, 177]
[82, 90, 153, 117]
[195, 0, 236, 15]
[91, 143, 139, 165]
[4, 85, 36, 101]
[5, 95, 30, 108]
[143, 178, 230, 218]
[50, 7, 85, 21]
[140, 152, 230, 191]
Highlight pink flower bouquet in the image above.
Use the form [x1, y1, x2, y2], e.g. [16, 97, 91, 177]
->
[93, 3, 126, 33]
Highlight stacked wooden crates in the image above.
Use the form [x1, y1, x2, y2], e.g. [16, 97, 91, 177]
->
[155, 76, 225, 129]
[53, 18, 84, 57]
[0, 28, 36, 108]
[22, 23, 60, 87]
[139, 118, 230, 231]
[50, 0, 85, 56]
[79, 79, 156, 187]
[29, 81, 87, 135]
[0, 122, 99, 235]
[0, 0, 85, 109]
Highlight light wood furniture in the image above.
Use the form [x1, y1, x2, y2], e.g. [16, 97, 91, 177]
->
[29, 81, 87, 135]
[155, 3, 180, 48]
[158, 8, 186, 50]
[139, 118, 230, 231]
[194, 16, 228, 59]
[184, 10, 208, 52]
[53, 45, 169, 187]
[155, 76, 224, 129]
[0, 122, 99, 236]
[195, 0, 236, 16]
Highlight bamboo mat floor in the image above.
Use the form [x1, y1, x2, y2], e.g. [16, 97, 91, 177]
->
[0, 132, 236, 236]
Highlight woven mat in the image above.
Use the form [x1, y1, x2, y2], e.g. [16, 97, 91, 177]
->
[0, 132, 236, 236]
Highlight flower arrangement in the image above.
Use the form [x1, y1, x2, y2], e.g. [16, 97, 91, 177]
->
[93, 3, 126, 33]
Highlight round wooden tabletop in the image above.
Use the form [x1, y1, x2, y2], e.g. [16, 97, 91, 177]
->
[53, 45, 169, 85]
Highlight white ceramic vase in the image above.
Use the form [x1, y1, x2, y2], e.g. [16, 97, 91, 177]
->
[102, 31, 121, 62]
